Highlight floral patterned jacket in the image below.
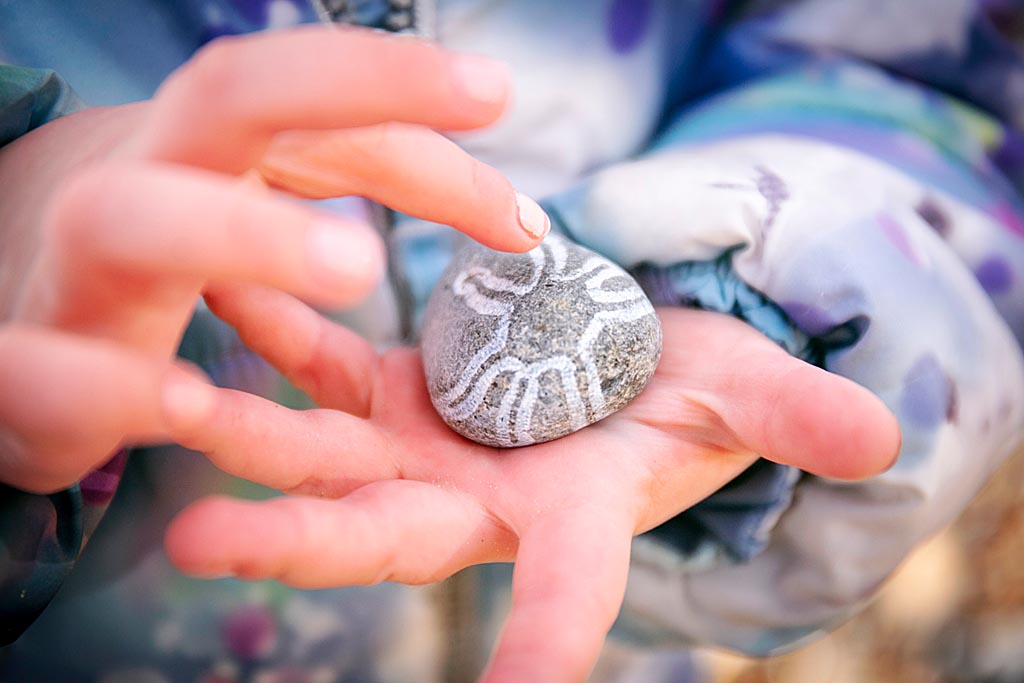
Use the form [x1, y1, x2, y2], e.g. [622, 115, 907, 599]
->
[1, 1, 1023, 681]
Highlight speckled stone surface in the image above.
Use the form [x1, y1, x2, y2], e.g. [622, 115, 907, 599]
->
[420, 234, 662, 448]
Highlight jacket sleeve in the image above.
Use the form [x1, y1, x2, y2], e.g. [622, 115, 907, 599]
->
[0, 65, 94, 644]
[0, 308, 285, 646]
[0, 65, 286, 641]
[0, 65, 84, 146]
[541, 2, 1024, 655]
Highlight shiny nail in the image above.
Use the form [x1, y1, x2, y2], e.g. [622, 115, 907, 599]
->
[516, 192, 550, 239]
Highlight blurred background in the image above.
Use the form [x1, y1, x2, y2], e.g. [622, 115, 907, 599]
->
[597, 443, 1024, 683]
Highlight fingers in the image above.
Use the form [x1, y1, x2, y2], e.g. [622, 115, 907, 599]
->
[25, 162, 383, 344]
[0, 324, 211, 493]
[657, 309, 901, 480]
[203, 282, 378, 415]
[752, 355, 902, 479]
[134, 26, 512, 173]
[165, 481, 510, 586]
[259, 125, 548, 251]
[483, 511, 634, 683]
[163, 385, 399, 496]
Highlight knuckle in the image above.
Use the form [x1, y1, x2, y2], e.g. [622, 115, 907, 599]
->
[343, 122, 406, 165]
[46, 167, 105, 247]
[219, 180, 265, 246]
[467, 157, 494, 200]
[464, 158, 508, 216]
[45, 164, 132, 254]
[278, 497, 316, 546]
[164, 35, 245, 113]
[272, 500, 319, 575]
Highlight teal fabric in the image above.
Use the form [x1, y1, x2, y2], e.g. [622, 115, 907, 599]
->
[0, 64, 96, 647]
[0, 66, 84, 147]
[0, 485, 82, 645]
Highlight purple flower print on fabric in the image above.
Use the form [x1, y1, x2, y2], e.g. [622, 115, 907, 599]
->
[915, 197, 952, 238]
[756, 166, 789, 231]
[901, 354, 958, 429]
[975, 255, 1015, 294]
[879, 213, 926, 266]
[606, 0, 653, 54]
[780, 301, 839, 337]
[993, 201, 1024, 237]
[779, 301, 869, 350]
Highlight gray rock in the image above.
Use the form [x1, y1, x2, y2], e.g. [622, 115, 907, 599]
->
[420, 234, 662, 448]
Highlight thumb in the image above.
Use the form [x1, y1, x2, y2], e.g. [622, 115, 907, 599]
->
[662, 308, 901, 480]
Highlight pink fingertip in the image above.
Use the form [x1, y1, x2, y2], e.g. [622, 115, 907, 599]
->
[306, 219, 385, 299]
[161, 370, 216, 430]
[515, 191, 550, 240]
[451, 54, 511, 106]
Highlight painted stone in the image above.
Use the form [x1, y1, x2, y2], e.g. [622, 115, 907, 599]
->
[420, 234, 662, 447]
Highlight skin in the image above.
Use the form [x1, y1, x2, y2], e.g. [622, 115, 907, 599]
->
[0, 26, 537, 492]
[0, 25, 901, 683]
[161, 284, 900, 682]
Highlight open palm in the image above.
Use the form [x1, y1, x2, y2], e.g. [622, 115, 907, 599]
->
[164, 282, 899, 683]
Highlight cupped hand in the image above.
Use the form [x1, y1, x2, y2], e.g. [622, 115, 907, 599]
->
[164, 284, 901, 682]
[0, 26, 545, 493]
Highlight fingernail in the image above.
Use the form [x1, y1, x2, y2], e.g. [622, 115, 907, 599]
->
[452, 54, 510, 105]
[307, 219, 384, 291]
[515, 191, 550, 239]
[162, 370, 216, 430]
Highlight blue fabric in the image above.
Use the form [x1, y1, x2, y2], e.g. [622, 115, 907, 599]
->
[0, 485, 82, 645]
[629, 254, 815, 563]
[0, 64, 91, 648]
[0, 66, 84, 146]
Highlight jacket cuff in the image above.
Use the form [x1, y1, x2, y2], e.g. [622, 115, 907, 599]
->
[0, 450, 127, 645]
[0, 65, 84, 147]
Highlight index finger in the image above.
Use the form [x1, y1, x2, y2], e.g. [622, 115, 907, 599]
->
[132, 26, 511, 173]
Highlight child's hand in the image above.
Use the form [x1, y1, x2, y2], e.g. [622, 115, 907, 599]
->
[0, 27, 542, 494]
[164, 285, 901, 683]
